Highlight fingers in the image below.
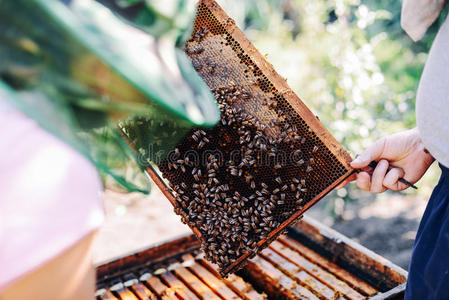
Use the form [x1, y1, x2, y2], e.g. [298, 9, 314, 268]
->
[355, 160, 388, 193]
[370, 159, 388, 193]
[351, 138, 386, 168]
[356, 171, 371, 191]
[383, 167, 408, 191]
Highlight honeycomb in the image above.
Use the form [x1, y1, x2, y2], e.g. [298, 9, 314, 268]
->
[156, 0, 353, 276]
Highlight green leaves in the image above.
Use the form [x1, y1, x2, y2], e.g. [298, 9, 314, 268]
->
[0, 0, 219, 193]
[97, 0, 197, 40]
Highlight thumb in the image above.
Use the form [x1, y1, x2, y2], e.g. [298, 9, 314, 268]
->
[351, 138, 386, 168]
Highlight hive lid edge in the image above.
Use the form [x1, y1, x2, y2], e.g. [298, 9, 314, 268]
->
[95, 233, 199, 278]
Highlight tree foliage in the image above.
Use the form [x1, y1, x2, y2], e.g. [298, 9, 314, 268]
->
[217, 0, 445, 216]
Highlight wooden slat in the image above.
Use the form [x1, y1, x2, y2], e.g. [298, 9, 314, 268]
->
[260, 248, 336, 299]
[129, 282, 157, 300]
[181, 254, 241, 299]
[96, 234, 200, 280]
[245, 255, 320, 300]
[160, 271, 200, 300]
[279, 236, 377, 296]
[115, 287, 139, 300]
[271, 240, 366, 299]
[98, 289, 120, 300]
[226, 274, 266, 300]
[171, 263, 221, 300]
[144, 275, 175, 299]
[197, 258, 266, 300]
[369, 283, 406, 300]
[290, 217, 407, 290]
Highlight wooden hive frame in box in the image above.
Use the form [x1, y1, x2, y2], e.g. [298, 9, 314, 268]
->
[95, 216, 407, 300]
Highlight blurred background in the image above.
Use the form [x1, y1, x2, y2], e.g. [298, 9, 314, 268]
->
[95, 0, 447, 271]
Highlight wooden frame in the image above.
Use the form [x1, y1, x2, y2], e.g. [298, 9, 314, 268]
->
[145, 0, 355, 275]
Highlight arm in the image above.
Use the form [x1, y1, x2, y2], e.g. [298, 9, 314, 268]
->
[338, 128, 435, 193]
[0, 232, 97, 300]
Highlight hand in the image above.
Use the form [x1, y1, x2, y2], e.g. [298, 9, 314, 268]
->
[337, 128, 434, 193]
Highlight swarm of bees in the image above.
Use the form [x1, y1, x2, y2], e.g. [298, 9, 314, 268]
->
[154, 5, 351, 275]
[158, 84, 324, 275]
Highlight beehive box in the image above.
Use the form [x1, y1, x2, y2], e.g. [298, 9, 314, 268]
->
[95, 216, 407, 300]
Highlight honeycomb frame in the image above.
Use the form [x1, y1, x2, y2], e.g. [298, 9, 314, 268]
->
[145, 0, 354, 275]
